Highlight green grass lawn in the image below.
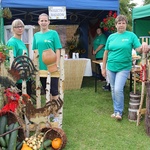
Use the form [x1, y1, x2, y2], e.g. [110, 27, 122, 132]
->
[62, 77, 150, 150]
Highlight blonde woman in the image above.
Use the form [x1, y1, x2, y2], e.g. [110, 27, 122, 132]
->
[7, 19, 31, 96]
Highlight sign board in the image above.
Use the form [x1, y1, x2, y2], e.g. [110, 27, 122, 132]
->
[48, 6, 66, 20]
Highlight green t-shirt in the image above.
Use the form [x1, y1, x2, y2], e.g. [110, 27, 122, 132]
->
[93, 33, 107, 59]
[32, 30, 62, 70]
[105, 31, 141, 72]
[7, 37, 28, 57]
[7, 37, 29, 83]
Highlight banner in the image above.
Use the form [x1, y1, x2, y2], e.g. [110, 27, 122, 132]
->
[48, 6, 66, 20]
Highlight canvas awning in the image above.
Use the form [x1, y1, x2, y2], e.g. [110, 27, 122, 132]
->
[132, 4, 150, 37]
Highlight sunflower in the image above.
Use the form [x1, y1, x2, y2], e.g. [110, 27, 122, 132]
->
[65, 36, 86, 55]
[69, 45, 75, 50]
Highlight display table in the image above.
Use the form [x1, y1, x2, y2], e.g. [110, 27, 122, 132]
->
[81, 58, 92, 77]
[64, 58, 92, 90]
[92, 60, 103, 92]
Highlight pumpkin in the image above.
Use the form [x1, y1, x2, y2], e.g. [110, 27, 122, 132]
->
[21, 143, 32, 150]
[51, 138, 62, 149]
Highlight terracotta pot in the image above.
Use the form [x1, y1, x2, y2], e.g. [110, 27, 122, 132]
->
[42, 49, 57, 73]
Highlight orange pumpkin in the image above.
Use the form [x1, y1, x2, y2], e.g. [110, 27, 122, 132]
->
[51, 138, 62, 149]
[21, 143, 32, 150]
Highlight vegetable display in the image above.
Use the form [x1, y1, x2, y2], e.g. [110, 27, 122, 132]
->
[0, 114, 66, 150]
[0, 115, 22, 150]
[51, 138, 62, 149]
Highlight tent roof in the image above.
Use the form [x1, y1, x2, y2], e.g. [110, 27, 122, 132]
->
[132, 4, 150, 37]
[2, 0, 119, 11]
[132, 4, 150, 20]
[1, 0, 119, 25]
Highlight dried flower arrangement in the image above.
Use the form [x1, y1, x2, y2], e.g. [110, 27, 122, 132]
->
[65, 36, 86, 56]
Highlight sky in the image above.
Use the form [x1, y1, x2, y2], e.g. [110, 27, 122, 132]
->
[132, 0, 144, 6]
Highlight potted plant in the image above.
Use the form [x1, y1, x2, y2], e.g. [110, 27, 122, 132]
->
[0, 44, 12, 63]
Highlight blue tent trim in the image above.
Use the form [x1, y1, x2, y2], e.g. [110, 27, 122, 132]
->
[2, 0, 119, 11]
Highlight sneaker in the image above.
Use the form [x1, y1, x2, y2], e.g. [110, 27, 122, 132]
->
[102, 84, 111, 91]
[111, 113, 116, 118]
[116, 112, 122, 120]
[102, 84, 106, 89]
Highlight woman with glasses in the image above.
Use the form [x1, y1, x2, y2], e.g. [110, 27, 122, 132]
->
[7, 19, 31, 96]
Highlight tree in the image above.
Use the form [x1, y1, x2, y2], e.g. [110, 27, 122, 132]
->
[119, 0, 137, 31]
[144, 0, 150, 5]
[119, 0, 144, 31]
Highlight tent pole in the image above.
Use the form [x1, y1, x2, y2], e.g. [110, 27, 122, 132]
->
[0, 0, 4, 44]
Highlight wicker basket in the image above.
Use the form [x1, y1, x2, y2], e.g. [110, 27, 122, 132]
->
[0, 111, 25, 142]
[41, 127, 67, 150]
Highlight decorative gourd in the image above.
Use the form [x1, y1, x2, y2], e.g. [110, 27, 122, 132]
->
[51, 138, 62, 149]
[21, 143, 32, 150]
[42, 49, 58, 73]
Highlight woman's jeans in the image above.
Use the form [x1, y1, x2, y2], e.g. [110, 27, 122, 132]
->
[107, 70, 130, 116]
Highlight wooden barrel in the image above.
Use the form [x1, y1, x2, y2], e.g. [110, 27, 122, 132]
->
[128, 92, 141, 122]
[129, 102, 140, 109]
[130, 92, 141, 101]
[130, 98, 140, 103]
[128, 108, 138, 122]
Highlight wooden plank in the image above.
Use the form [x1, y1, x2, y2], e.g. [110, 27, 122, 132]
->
[92, 60, 103, 64]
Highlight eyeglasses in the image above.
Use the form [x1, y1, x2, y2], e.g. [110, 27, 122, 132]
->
[13, 26, 24, 29]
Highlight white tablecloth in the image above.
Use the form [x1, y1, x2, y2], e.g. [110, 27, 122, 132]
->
[79, 58, 92, 76]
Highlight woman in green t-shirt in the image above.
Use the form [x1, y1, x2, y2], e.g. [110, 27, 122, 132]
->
[92, 27, 107, 81]
[7, 19, 31, 96]
[102, 15, 149, 120]
[32, 13, 62, 101]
